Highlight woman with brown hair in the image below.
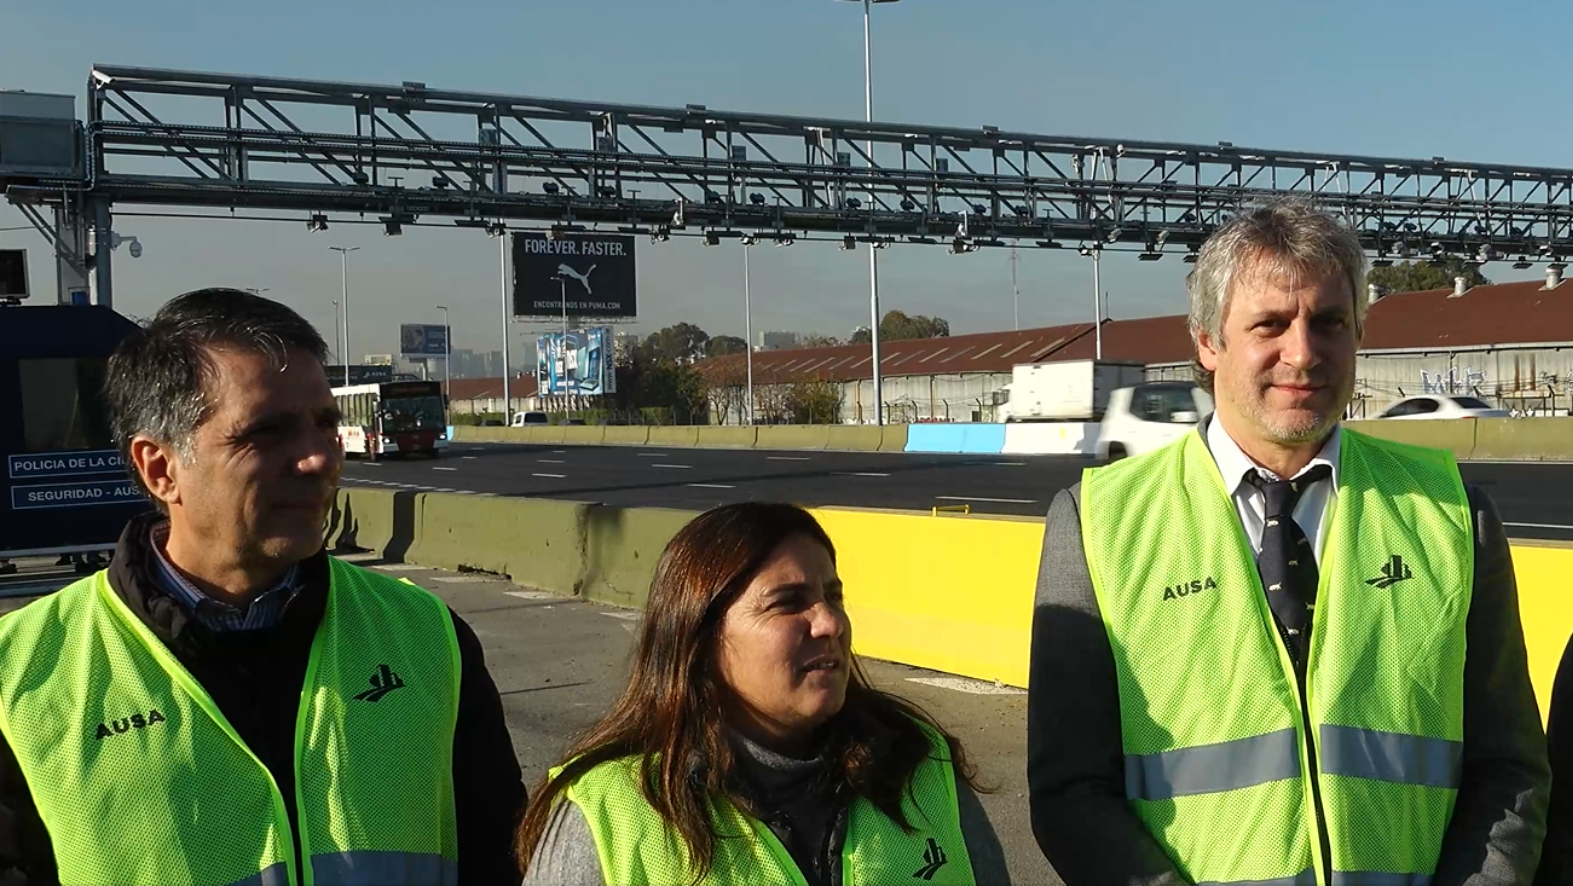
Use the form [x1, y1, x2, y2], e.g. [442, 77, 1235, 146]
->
[515, 501, 1009, 886]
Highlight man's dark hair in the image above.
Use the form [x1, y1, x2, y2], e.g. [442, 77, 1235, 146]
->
[105, 288, 331, 505]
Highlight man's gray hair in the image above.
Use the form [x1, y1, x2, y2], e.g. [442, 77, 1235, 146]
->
[1184, 199, 1369, 393]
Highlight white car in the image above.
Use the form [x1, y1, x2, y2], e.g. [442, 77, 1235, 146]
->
[511, 410, 550, 427]
[1374, 395, 1508, 420]
[1095, 382, 1215, 460]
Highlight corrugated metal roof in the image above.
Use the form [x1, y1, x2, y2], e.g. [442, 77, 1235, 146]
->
[1361, 277, 1573, 350]
[446, 376, 539, 401]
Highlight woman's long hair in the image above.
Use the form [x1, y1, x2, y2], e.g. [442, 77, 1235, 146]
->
[513, 502, 983, 880]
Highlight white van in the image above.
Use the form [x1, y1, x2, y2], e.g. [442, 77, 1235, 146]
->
[1094, 382, 1214, 460]
[511, 410, 550, 428]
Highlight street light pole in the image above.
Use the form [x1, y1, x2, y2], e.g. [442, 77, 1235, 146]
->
[863, 0, 883, 427]
[435, 304, 451, 400]
[839, 0, 899, 426]
[492, 226, 511, 419]
[329, 246, 359, 385]
[743, 238, 755, 425]
[1093, 247, 1103, 360]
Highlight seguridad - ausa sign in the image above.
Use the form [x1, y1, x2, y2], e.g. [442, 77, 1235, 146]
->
[511, 232, 638, 320]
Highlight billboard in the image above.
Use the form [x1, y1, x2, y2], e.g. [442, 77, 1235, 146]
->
[0, 250, 28, 300]
[512, 232, 637, 319]
[536, 327, 616, 397]
[399, 324, 448, 358]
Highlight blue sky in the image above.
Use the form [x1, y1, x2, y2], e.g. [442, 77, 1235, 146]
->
[3, 0, 1567, 362]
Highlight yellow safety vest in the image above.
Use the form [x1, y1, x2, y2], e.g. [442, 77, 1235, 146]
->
[1081, 427, 1472, 886]
[0, 558, 462, 886]
[559, 720, 975, 886]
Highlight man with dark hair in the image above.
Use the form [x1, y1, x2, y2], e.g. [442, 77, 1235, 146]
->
[0, 289, 526, 885]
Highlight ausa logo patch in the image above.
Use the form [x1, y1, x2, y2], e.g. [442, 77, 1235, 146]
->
[1163, 577, 1218, 601]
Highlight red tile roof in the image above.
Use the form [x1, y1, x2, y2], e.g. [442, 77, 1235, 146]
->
[1361, 278, 1573, 350]
[446, 375, 539, 401]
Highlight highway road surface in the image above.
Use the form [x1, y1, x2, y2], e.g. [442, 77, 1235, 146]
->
[340, 442, 1573, 542]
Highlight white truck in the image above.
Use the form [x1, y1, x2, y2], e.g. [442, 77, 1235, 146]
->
[997, 358, 1148, 423]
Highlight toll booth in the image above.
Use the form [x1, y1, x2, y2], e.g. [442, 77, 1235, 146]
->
[0, 304, 148, 559]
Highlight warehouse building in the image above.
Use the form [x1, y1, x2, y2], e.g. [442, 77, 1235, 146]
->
[699, 273, 1573, 424]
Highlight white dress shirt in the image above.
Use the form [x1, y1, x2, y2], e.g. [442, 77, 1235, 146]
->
[1205, 414, 1341, 566]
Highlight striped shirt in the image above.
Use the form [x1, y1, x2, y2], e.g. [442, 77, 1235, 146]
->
[148, 522, 303, 632]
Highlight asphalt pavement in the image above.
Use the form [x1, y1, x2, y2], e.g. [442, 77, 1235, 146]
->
[341, 442, 1573, 542]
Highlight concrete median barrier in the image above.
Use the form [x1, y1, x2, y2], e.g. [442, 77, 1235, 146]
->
[602, 425, 651, 447]
[558, 425, 607, 446]
[1472, 417, 1573, 461]
[577, 506, 697, 609]
[331, 488, 1573, 715]
[755, 425, 831, 451]
[811, 507, 1042, 687]
[696, 427, 758, 449]
[826, 426, 884, 451]
[648, 425, 700, 447]
[1343, 419, 1478, 459]
[877, 425, 909, 452]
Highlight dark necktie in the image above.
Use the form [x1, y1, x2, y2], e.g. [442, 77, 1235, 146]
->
[1245, 464, 1332, 664]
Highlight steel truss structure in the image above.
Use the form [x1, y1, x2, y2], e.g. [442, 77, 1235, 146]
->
[5, 64, 1573, 274]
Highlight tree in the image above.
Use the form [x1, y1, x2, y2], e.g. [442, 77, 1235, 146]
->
[1368, 259, 1490, 295]
[848, 310, 951, 345]
[785, 378, 844, 425]
[800, 333, 843, 348]
[641, 323, 710, 365]
[704, 360, 750, 425]
[707, 335, 749, 358]
[636, 361, 709, 424]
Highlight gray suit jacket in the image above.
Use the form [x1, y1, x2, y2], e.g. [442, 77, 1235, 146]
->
[1026, 433, 1551, 886]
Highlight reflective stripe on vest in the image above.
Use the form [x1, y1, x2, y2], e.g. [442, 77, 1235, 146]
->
[558, 720, 976, 886]
[0, 558, 462, 886]
[1081, 427, 1471, 886]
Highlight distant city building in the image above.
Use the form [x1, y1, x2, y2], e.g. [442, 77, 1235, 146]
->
[756, 330, 800, 351]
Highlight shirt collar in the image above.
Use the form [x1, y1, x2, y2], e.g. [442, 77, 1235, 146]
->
[148, 521, 301, 624]
[1205, 412, 1341, 494]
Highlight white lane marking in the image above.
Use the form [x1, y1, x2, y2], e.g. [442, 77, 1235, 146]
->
[835, 472, 890, 478]
[532, 472, 567, 479]
[687, 483, 736, 489]
[994, 461, 1027, 466]
[433, 466, 458, 471]
[431, 488, 456, 493]
[455, 490, 477, 495]
[637, 452, 668, 457]
[906, 676, 1026, 696]
[935, 495, 1037, 505]
[462, 456, 478, 460]
[360, 462, 383, 467]
[538, 459, 566, 464]
[599, 611, 641, 621]
[1505, 521, 1573, 531]
[371, 564, 424, 572]
[767, 456, 811, 461]
[652, 464, 692, 469]
[434, 576, 492, 583]
[506, 590, 558, 601]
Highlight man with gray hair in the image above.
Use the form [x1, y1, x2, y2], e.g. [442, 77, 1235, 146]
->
[1027, 200, 1548, 885]
[0, 289, 526, 885]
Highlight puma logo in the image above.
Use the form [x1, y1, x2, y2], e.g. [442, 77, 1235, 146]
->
[556, 263, 597, 296]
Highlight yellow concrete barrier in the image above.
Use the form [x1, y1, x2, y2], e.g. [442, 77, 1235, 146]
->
[602, 425, 651, 446]
[332, 489, 1573, 712]
[755, 425, 832, 451]
[811, 508, 1043, 687]
[826, 426, 885, 451]
[696, 426, 759, 448]
[877, 425, 910, 452]
[648, 425, 700, 447]
[558, 425, 608, 446]
[1472, 418, 1573, 461]
[1344, 418, 1478, 459]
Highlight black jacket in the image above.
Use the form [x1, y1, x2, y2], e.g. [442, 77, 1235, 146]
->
[0, 513, 527, 885]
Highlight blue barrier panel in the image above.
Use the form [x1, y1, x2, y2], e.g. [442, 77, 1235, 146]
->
[960, 423, 1007, 454]
[905, 424, 967, 453]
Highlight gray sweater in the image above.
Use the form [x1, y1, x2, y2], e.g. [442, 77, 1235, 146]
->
[1027, 465, 1550, 885]
[521, 731, 1011, 885]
